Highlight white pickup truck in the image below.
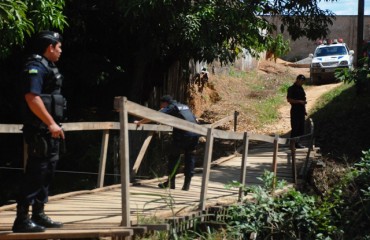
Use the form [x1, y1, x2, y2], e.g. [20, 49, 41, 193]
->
[309, 40, 354, 84]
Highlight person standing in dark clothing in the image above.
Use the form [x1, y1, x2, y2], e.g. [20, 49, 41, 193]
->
[287, 74, 307, 149]
[13, 31, 66, 233]
[134, 95, 199, 191]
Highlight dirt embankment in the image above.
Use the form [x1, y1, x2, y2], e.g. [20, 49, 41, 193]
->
[189, 59, 341, 136]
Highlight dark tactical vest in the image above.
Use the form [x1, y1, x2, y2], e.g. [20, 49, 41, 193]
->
[23, 55, 66, 127]
[169, 102, 199, 138]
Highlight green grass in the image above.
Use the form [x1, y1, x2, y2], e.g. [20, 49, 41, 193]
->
[310, 82, 370, 160]
[224, 66, 294, 129]
[254, 94, 285, 127]
[229, 67, 248, 78]
[310, 83, 352, 112]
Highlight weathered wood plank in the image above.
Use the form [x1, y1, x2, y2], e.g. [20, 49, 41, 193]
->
[210, 115, 234, 128]
[238, 132, 249, 201]
[132, 132, 154, 174]
[200, 128, 215, 211]
[0, 121, 288, 144]
[117, 97, 131, 227]
[0, 229, 133, 239]
[0, 122, 174, 133]
[0, 124, 22, 133]
[97, 130, 109, 187]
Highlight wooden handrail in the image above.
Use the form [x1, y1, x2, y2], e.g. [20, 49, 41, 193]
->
[0, 124, 22, 133]
[0, 121, 287, 144]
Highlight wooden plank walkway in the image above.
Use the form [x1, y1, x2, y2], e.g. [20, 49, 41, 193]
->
[0, 144, 313, 239]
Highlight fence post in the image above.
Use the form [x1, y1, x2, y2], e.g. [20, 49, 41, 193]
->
[303, 119, 315, 179]
[233, 111, 239, 132]
[272, 134, 279, 188]
[97, 129, 110, 188]
[290, 138, 297, 184]
[115, 96, 131, 227]
[199, 127, 214, 211]
[233, 111, 239, 152]
[238, 132, 249, 202]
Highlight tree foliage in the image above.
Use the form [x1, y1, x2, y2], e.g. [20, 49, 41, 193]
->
[117, 0, 335, 65]
[0, 0, 67, 59]
[269, 0, 335, 40]
[54, 0, 337, 106]
[0, 0, 335, 64]
[118, 0, 271, 64]
[266, 34, 291, 62]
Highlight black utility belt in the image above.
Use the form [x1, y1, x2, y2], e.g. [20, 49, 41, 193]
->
[40, 94, 66, 121]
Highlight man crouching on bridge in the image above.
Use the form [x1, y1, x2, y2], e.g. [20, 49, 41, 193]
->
[134, 95, 200, 191]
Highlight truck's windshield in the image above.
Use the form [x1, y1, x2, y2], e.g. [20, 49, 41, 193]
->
[315, 46, 347, 57]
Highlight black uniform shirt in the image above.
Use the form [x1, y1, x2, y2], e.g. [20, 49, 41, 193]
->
[287, 83, 306, 113]
[23, 59, 48, 96]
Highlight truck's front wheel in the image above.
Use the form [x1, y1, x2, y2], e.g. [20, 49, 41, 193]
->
[310, 73, 321, 85]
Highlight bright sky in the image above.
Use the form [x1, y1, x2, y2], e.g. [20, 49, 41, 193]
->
[318, 0, 370, 15]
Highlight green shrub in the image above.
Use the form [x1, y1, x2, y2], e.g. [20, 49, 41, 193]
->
[224, 171, 339, 239]
[266, 34, 291, 62]
[338, 149, 370, 238]
[335, 58, 370, 95]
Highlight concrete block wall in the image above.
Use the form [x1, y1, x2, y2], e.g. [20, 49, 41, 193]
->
[266, 15, 370, 62]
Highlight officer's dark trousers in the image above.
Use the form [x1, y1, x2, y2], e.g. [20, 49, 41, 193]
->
[168, 136, 199, 178]
[290, 110, 305, 138]
[17, 126, 60, 206]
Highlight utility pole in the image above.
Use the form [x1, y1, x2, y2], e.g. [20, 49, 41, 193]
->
[357, 0, 364, 66]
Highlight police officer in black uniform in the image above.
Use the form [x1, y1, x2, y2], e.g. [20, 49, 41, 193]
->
[135, 95, 199, 191]
[287, 74, 307, 149]
[12, 31, 66, 233]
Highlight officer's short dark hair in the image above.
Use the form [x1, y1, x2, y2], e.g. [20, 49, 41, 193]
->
[297, 74, 306, 81]
[160, 95, 173, 103]
[31, 30, 63, 55]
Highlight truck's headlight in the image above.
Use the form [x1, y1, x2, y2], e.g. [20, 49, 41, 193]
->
[311, 63, 321, 68]
[338, 61, 349, 66]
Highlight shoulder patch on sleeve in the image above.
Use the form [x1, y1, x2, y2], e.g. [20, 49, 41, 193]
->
[28, 69, 38, 74]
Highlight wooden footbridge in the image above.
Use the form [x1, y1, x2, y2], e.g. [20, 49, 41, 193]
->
[0, 97, 318, 239]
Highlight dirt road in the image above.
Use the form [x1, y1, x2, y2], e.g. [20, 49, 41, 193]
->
[261, 82, 342, 135]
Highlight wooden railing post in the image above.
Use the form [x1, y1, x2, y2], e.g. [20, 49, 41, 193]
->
[238, 132, 249, 202]
[233, 111, 239, 132]
[233, 111, 239, 152]
[272, 134, 279, 188]
[97, 129, 109, 188]
[115, 96, 131, 227]
[199, 128, 214, 211]
[303, 119, 315, 179]
[290, 138, 297, 184]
